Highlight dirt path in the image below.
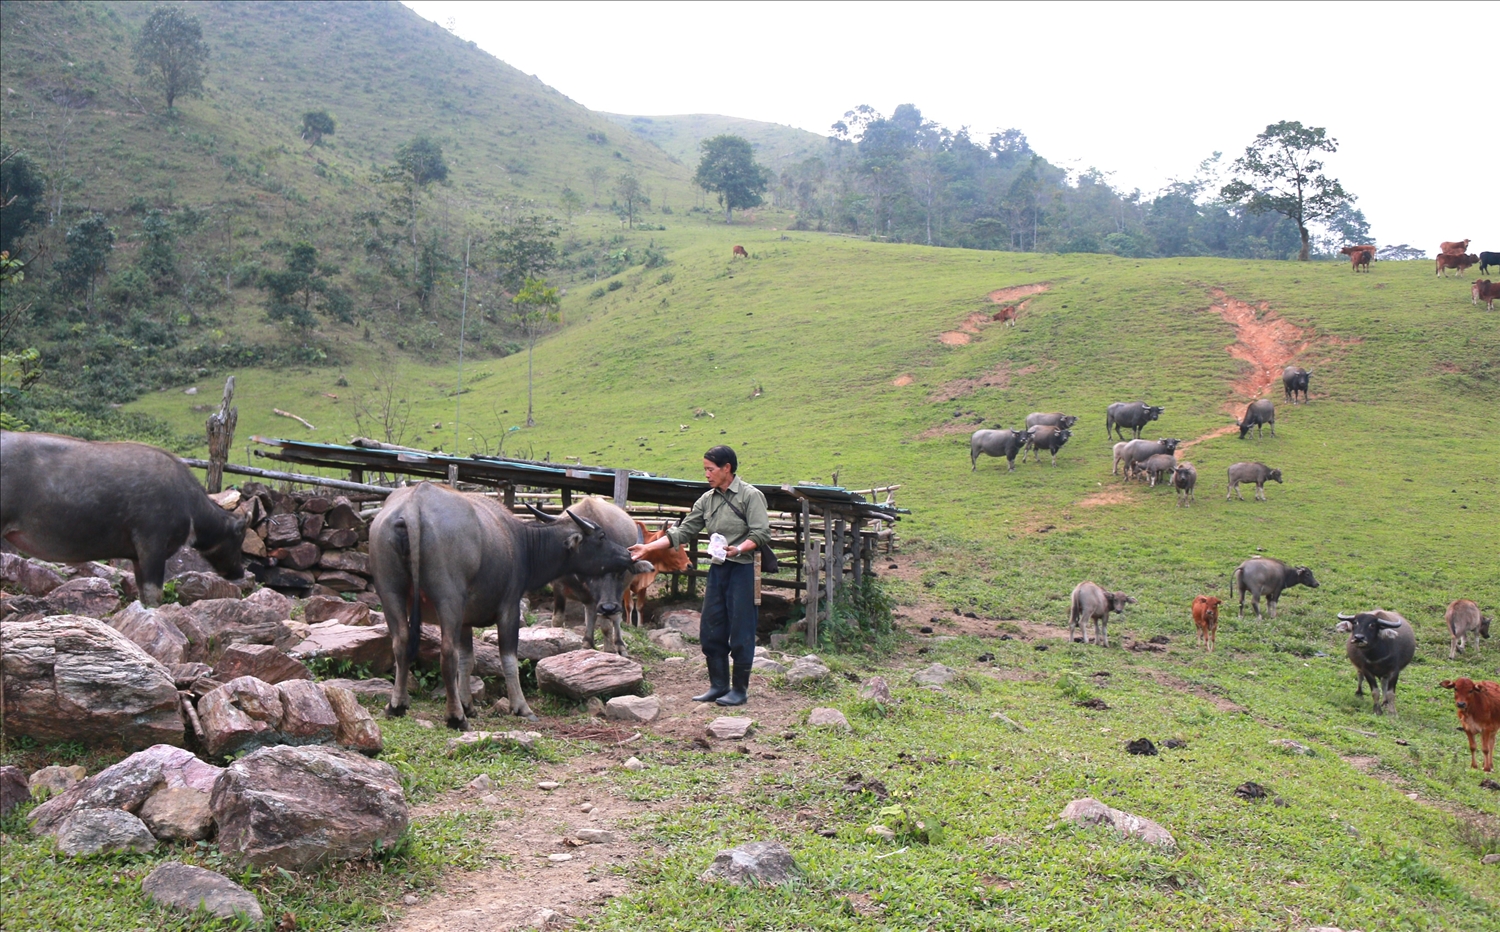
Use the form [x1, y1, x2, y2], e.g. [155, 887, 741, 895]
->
[938, 283, 1050, 345]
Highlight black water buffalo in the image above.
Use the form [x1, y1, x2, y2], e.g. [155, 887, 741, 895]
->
[369, 482, 640, 729]
[1117, 438, 1181, 480]
[1226, 462, 1282, 501]
[1232, 557, 1318, 619]
[1336, 610, 1416, 714]
[1237, 399, 1276, 439]
[1282, 366, 1311, 404]
[0, 431, 246, 606]
[1068, 581, 1135, 647]
[970, 428, 1033, 472]
[536, 497, 654, 658]
[1172, 462, 1197, 505]
[1025, 412, 1078, 430]
[1106, 402, 1164, 441]
[1481, 252, 1500, 275]
[1022, 425, 1072, 466]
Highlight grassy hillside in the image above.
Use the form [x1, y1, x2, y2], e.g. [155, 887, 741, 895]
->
[602, 111, 829, 173]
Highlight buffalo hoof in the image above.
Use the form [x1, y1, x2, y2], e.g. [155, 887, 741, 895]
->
[384, 704, 408, 719]
[446, 716, 469, 731]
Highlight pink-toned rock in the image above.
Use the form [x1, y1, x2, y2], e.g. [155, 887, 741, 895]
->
[172, 571, 242, 605]
[276, 680, 340, 743]
[242, 529, 267, 559]
[323, 500, 362, 530]
[109, 602, 190, 665]
[535, 649, 644, 700]
[43, 577, 120, 618]
[353, 591, 382, 608]
[315, 527, 360, 549]
[1, 615, 183, 751]
[213, 644, 311, 685]
[303, 596, 372, 626]
[299, 512, 325, 539]
[1, 592, 47, 622]
[660, 610, 701, 641]
[28, 744, 220, 834]
[1, 765, 29, 816]
[321, 684, 383, 754]
[264, 514, 302, 546]
[513, 625, 586, 660]
[318, 549, 370, 575]
[604, 695, 660, 723]
[291, 622, 393, 673]
[271, 541, 321, 571]
[1059, 797, 1177, 849]
[199, 677, 285, 758]
[173, 598, 296, 665]
[240, 586, 291, 618]
[0, 551, 65, 596]
[315, 571, 368, 593]
[212, 745, 407, 870]
[320, 678, 393, 703]
[299, 497, 334, 515]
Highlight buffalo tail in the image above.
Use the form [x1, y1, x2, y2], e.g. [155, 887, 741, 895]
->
[405, 512, 423, 663]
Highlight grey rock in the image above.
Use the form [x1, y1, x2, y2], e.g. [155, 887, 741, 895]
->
[785, 658, 831, 685]
[0, 765, 29, 816]
[512, 625, 587, 660]
[808, 707, 851, 731]
[1059, 797, 1177, 849]
[43, 577, 121, 619]
[1270, 738, 1314, 755]
[699, 840, 796, 887]
[55, 808, 157, 856]
[171, 571, 242, 606]
[859, 676, 892, 703]
[142, 862, 264, 923]
[211, 744, 408, 870]
[1482, 853, 1500, 866]
[138, 786, 214, 841]
[28, 764, 86, 800]
[604, 695, 661, 723]
[705, 716, 754, 740]
[585, 696, 606, 717]
[660, 609, 701, 641]
[912, 663, 957, 687]
[29, 744, 221, 835]
[573, 828, 615, 844]
[752, 657, 788, 674]
[647, 627, 687, 652]
[536, 649, 644, 700]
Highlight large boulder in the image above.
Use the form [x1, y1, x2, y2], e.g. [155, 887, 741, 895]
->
[1, 615, 184, 750]
[0, 552, 65, 595]
[303, 596, 372, 627]
[211, 745, 408, 870]
[54, 809, 157, 857]
[535, 650, 644, 700]
[43, 577, 121, 618]
[171, 571, 242, 605]
[1059, 797, 1177, 849]
[290, 621, 393, 673]
[213, 643, 312, 685]
[28, 744, 221, 835]
[143, 862, 264, 924]
[277, 680, 340, 743]
[199, 676, 284, 758]
[109, 602, 190, 665]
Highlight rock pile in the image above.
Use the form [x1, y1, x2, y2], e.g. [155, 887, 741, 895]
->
[227, 482, 377, 601]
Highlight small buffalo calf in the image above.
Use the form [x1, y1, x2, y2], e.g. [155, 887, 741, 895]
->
[1439, 677, 1500, 772]
[1192, 595, 1222, 652]
[1173, 462, 1197, 506]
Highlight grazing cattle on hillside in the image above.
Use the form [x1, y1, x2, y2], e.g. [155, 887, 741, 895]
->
[732, 245, 748, 259]
[1140, 453, 1177, 487]
[1237, 399, 1276, 439]
[1337, 610, 1416, 714]
[1111, 441, 1130, 476]
[1436, 253, 1479, 277]
[540, 498, 659, 658]
[1106, 401, 1164, 440]
[1282, 366, 1311, 404]
[1472, 279, 1499, 311]
[1340, 244, 1375, 272]
[970, 427, 1033, 472]
[369, 482, 641, 729]
[1117, 437, 1181, 480]
[1226, 461, 1282, 501]
[1232, 557, 1318, 619]
[1446, 598, 1492, 659]
[1480, 252, 1499, 275]
[1438, 677, 1500, 772]
[1191, 595, 1222, 651]
[1025, 412, 1078, 430]
[0, 431, 246, 606]
[992, 305, 1018, 326]
[1068, 581, 1135, 647]
[623, 521, 691, 628]
[1022, 425, 1072, 466]
[1439, 239, 1471, 256]
[1172, 462, 1197, 505]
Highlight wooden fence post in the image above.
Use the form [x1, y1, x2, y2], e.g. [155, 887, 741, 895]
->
[823, 511, 834, 617]
[447, 463, 459, 487]
[204, 376, 237, 494]
[613, 469, 630, 507]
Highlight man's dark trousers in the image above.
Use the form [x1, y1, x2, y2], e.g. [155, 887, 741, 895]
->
[701, 560, 756, 670]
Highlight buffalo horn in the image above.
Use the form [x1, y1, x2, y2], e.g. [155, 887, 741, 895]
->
[525, 503, 560, 523]
[1336, 612, 1356, 620]
[567, 510, 602, 533]
[1374, 617, 1403, 629]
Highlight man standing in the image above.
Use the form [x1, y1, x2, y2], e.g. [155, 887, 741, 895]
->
[630, 445, 770, 706]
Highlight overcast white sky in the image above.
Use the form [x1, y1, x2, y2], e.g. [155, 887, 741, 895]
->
[405, 1, 1497, 256]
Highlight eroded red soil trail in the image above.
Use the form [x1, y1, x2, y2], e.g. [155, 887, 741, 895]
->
[938, 283, 1050, 345]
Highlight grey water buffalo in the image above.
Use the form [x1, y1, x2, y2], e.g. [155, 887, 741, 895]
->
[1117, 438, 1181, 480]
[971, 428, 1033, 472]
[1140, 453, 1177, 486]
[1237, 399, 1276, 439]
[1227, 462, 1282, 501]
[1111, 441, 1130, 476]
[536, 497, 656, 658]
[1172, 462, 1197, 505]
[1068, 581, 1136, 647]
[1106, 402, 1164, 441]
[1022, 425, 1072, 465]
[369, 482, 640, 729]
[1446, 598, 1492, 659]
[1025, 412, 1078, 430]
[1336, 610, 1416, 714]
[1232, 557, 1318, 619]
[1282, 366, 1311, 404]
[0, 431, 246, 606]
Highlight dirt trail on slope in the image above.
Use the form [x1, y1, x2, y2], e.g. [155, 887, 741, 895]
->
[938, 284, 1050, 345]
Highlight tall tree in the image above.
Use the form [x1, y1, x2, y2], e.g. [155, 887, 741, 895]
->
[379, 137, 449, 277]
[491, 216, 559, 295]
[56, 214, 114, 312]
[259, 241, 349, 332]
[0, 150, 47, 255]
[133, 7, 208, 111]
[301, 111, 335, 146]
[510, 277, 559, 428]
[1220, 121, 1351, 261]
[559, 186, 583, 223]
[694, 135, 772, 224]
[614, 173, 646, 230]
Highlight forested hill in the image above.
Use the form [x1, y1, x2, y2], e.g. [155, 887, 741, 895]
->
[602, 112, 828, 173]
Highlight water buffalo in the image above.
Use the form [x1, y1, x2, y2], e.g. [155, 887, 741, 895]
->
[1336, 610, 1415, 714]
[1140, 453, 1177, 486]
[536, 497, 657, 658]
[970, 428, 1033, 472]
[1172, 462, 1197, 505]
[369, 482, 641, 729]
[1117, 438, 1181, 480]
[1111, 441, 1129, 476]
[1446, 598, 1492, 660]
[1482, 252, 1500, 276]
[1282, 367, 1311, 404]
[1025, 412, 1078, 430]
[1106, 402, 1164, 441]
[1068, 581, 1135, 647]
[1237, 399, 1276, 439]
[1227, 462, 1282, 501]
[1022, 425, 1072, 466]
[1232, 557, 1318, 619]
[0, 431, 246, 606]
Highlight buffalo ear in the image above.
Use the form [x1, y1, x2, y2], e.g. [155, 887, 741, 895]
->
[1334, 620, 1352, 632]
[564, 531, 583, 551]
[631, 560, 655, 574]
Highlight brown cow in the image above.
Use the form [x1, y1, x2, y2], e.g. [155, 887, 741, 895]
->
[1340, 244, 1374, 272]
[1192, 595, 1222, 652]
[992, 305, 1018, 326]
[1439, 239, 1471, 256]
[732, 245, 748, 259]
[622, 521, 690, 627]
[1436, 253, 1478, 277]
[1438, 677, 1500, 772]
[1472, 279, 1499, 311]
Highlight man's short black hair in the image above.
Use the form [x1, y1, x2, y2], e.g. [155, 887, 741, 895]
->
[703, 445, 737, 474]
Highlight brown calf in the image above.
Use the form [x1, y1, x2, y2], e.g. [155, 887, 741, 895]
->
[1340, 244, 1374, 272]
[732, 245, 749, 259]
[1439, 239, 1471, 256]
[622, 522, 690, 627]
[1472, 280, 1498, 311]
[1436, 253, 1478, 277]
[1192, 595, 1222, 652]
[1439, 677, 1500, 772]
